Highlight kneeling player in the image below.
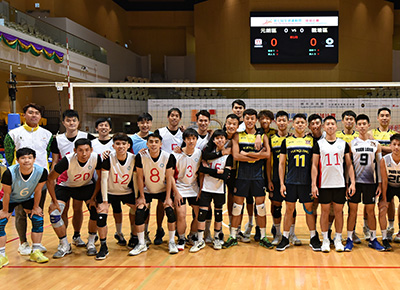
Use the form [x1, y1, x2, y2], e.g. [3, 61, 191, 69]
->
[47, 139, 102, 258]
[0, 148, 48, 268]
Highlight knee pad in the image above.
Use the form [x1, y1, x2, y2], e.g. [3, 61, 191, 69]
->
[29, 214, 44, 233]
[272, 205, 282, 219]
[0, 218, 8, 237]
[135, 207, 146, 225]
[89, 206, 98, 221]
[214, 209, 223, 222]
[256, 203, 266, 217]
[97, 213, 107, 228]
[50, 209, 64, 229]
[111, 201, 122, 214]
[206, 209, 212, 220]
[198, 209, 208, 222]
[165, 207, 176, 223]
[293, 209, 297, 218]
[232, 203, 243, 216]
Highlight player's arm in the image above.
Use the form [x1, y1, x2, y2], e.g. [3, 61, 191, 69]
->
[344, 152, 356, 197]
[380, 158, 388, 202]
[165, 167, 174, 207]
[375, 144, 383, 197]
[171, 175, 183, 206]
[0, 184, 11, 219]
[381, 145, 392, 154]
[278, 139, 287, 197]
[31, 170, 48, 217]
[50, 137, 60, 170]
[311, 153, 320, 198]
[134, 154, 146, 206]
[232, 133, 258, 162]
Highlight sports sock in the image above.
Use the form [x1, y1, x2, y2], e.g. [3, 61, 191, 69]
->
[205, 220, 211, 232]
[230, 227, 238, 239]
[198, 231, 204, 242]
[144, 223, 149, 233]
[290, 224, 295, 235]
[347, 231, 353, 240]
[138, 231, 145, 245]
[335, 233, 342, 241]
[115, 223, 122, 234]
[73, 231, 80, 238]
[322, 231, 328, 240]
[370, 230, 377, 240]
[169, 230, 176, 243]
[0, 247, 5, 257]
[260, 227, 266, 239]
[389, 220, 394, 228]
[363, 218, 368, 228]
[310, 230, 316, 239]
[382, 229, 387, 240]
[283, 231, 290, 239]
[88, 233, 96, 245]
[248, 215, 254, 226]
[60, 236, 69, 247]
[32, 243, 41, 251]
[179, 234, 185, 240]
[100, 238, 107, 246]
[214, 230, 221, 239]
[274, 224, 281, 235]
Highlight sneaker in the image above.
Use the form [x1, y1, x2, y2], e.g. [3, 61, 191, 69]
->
[129, 244, 147, 256]
[352, 232, 361, 244]
[95, 244, 109, 260]
[127, 235, 139, 250]
[254, 226, 261, 241]
[86, 243, 97, 256]
[387, 227, 395, 242]
[289, 234, 302, 246]
[327, 229, 334, 245]
[272, 234, 282, 246]
[177, 238, 186, 251]
[0, 255, 9, 268]
[222, 236, 238, 249]
[244, 222, 253, 239]
[32, 244, 47, 253]
[334, 238, 344, 252]
[18, 242, 32, 256]
[154, 228, 165, 245]
[168, 241, 178, 254]
[187, 234, 197, 246]
[344, 238, 354, 252]
[394, 231, 400, 243]
[237, 232, 250, 243]
[145, 232, 152, 246]
[72, 235, 86, 247]
[53, 243, 72, 259]
[114, 232, 127, 246]
[382, 239, 393, 251]
[213, 238, 223, 250]
[276, 236, 290, 251]
[363, 225, 371, 241]
[190, 240, 206, 253]
[29, 249, 49, 263]
[309, 235, 321, 251]
[368, 238, 385, 251]
[321, 239, 330, 252]
[259, 237, 274, 249]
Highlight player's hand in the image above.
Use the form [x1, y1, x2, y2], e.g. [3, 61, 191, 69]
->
[222, 148, 231, 156]
[378, 199, 389, 210]
[311, 185, 319, 199]
[138, 148, 147, 154]
[217, 169, 224, 174]
[48, 202, 61, 214]
[173, 146, 182, 153]
[30, 206, 43, 217]
[0, 210, 11, 220]
[179, 125, 186, 132]
[102, 150, 111, 160]
[240, 150, 248, 156]
[254, 135, 262, 151]
[98, 201, 108, 213]
[268, 180, 274, 192]
[202, 160, 209, 168]
[280, 184, 286, 198]
[136, 196, 146, 207]
[174, 193, 183, 207]
[196, 192, 202, 201]
[348, 184, 356, 197]
[375, 185, 382, 198]
[88, 198, 97, 209]
[164, 197, 173, 208]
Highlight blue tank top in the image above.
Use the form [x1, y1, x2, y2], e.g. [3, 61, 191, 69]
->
[7, 164, 44, 203]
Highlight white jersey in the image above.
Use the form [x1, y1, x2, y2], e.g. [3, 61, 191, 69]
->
[59, 152, 98, 187]
[383, 154, 400, 188]
[317, 138, 346, 188]
[173, 149, 201, 198]
[158, 127, 183, 154]
[196, 133, 210, 151]
[141, 150, 170, 194]
[92, 138, 114, 158]
[351, 138, 379, 184]
[237, 122, 246, 133]
[56, 131, 89, 158]
[202, 155, 229, 194]
[107, 152, 135, 195]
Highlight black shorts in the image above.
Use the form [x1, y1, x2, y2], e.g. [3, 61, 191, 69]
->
[235, 179, 266, 198]
[269, 181, 284, 202]
[180, 197, 198, 206]
[97, 192, 136, 205]
[348, 183, 377, 204]
[144, 192, 174, 204]
[198, 191, 225, 208]
[0, 198, 35, 213]
[285, 184, 313, 204]
[318, 188, 346, 205]
[55, 183, 95, 203]
[386, 185, 400, 203]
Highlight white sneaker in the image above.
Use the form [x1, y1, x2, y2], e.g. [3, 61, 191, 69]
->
[244, 222, 253, 238]
[35, 244, 47, 253]
[18, 242, 32, 256]
[53, 243, 72, 259]
[334, 238, 344, 252]
[168, 241, 178, 254]
[237, 232, 251, 243]
[86, 242, 96, 256]
[321, 239, 330, 253]
[189, 240, 205, 253]
[272, 234, 282, 246]
[204, 228, 212, 243]
[213, 239, 223, 250]
[289, 233, 302, 246]
[352, 232, 361, 244]
[394, 231, 400, 243]
[72, 236, 86, 247]
[129, 244, 147, 256]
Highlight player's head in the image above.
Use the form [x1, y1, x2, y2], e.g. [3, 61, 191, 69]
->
[167, 108, 182, 127]
[308, 114, 323, 136]
[258, 110, 274, 131]
[275, 110, 289, 131]
[62, 109, 80, 131]
[293, 113, 307, 134]
[147, 132, 163, 152]
[74, 138, 93, 162]
[112, 132, 130, 154]
[23, 103, 43, 127]
[341, 110, 356, 130]
[390, 133, 400, 155]
[355, 114, 370, 133]
[232, 99, 246, 118]
[183, 128, 199, 149]
[137, 112, 153, 134]
[225, 113, 240, 135]
[243, 109, 257, 129]
[323, 116, 337, 135]
[377, 107, 391, 127]
[196, 110, 210, 133]
[95, 117, 112, 137]
[211, 129, 227, 149]
[16, 147, 36, 168]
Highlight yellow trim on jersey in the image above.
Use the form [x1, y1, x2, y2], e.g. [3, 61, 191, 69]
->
[371, 128, 397, 146]
[336, 130, 359, 144]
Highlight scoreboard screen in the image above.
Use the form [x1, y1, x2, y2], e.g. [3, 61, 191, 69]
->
[250, 11, 339, 64]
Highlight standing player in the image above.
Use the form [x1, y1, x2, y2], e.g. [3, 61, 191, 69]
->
[47, 139, 102, 258]
[0, 148, 49, 268]
[311, 116, 356, 252]
[92, 118, 114, 158]
[131, 113, 153, 155]
[348, 114, 384, 251]
[194, 110, 211, 151]
[134, 133, 178, 254]
[276, 113, 321, 251]
[190, 130, 233, 252]
[224, 109, 272, 249]
[232, 100, 246, 132]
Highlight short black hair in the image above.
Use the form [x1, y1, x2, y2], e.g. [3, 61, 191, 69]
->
[258, 110, 274, 120]
[63, 109, 80, 120]
[308, 114, 322, 123]
[225, 113, 240, 122]
[74, 138, 92, 149]
[138, 112, 153, 122]
[323, 116, 336, 123]
[231, 99, 246, 109]
[276, 110, 289, 119]
[356, 114, 370, 123]
[243, 109, 257, 118]
[113, 132, 129, 142]
[196, 110, 210, 121]
[211, 129, 227, 140]
[378, 107, 391, 116]
[147, 132, 163, 141]
[293, 113, 307, 121]
[168, 108, 182, 118]
[390, 133, 400, 143]
[23, 103, 43, 115]
[341, 110, 356, 120]
[183, 128, 199, 140]
[95, 117, 112, 128]
[16, 147, 36, 159]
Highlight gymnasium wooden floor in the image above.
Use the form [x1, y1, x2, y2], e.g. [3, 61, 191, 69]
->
[1, 200, 400, 290]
